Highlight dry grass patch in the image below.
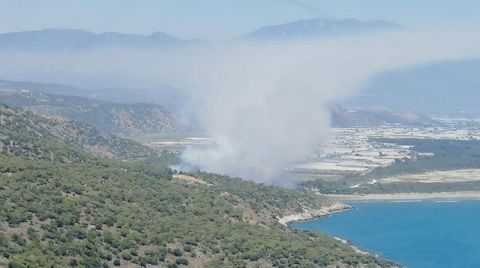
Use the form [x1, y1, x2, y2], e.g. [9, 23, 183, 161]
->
[172, 174, 210, 186]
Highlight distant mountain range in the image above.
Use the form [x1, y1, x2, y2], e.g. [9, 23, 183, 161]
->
[0, 87, 190, 135]
[0, 29, 201, 51]
[0, 17, 400, 52]
[0, 79, 186, 108]
[241, 18, 400, 40]
[331, 105, 437, 127]
[345, 58, 480, 117]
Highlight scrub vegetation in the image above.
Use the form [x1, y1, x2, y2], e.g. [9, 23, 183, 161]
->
[0, 104, 394, 267]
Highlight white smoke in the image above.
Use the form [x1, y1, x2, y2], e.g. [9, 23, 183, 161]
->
[1, 28, 480, 182]
[173, 30, 480, 182]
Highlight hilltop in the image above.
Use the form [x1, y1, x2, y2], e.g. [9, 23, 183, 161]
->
[241, 18, 399, 40]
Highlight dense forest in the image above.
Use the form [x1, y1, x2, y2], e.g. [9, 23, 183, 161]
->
[0, 104, 394, 267]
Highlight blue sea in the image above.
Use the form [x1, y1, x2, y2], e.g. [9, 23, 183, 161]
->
[291, 200, 480, 268]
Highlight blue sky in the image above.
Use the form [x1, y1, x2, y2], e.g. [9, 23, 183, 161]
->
[1, 0, 479, 40]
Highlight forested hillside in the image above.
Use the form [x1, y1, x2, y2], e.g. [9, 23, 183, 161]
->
[0, 89, 189, 135]
[0, 104, 153, 160]
[0, 104, 395, 267]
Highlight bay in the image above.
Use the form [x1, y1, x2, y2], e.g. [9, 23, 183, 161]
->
[291, 200, 480, 268]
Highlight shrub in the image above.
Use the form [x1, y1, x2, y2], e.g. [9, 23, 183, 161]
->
[176, 258, 189, 265]
[121, 252, 132, 261]
[172, 248, 182, 256]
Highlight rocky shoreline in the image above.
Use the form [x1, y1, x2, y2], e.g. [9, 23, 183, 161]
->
[278, 202, 351, 225]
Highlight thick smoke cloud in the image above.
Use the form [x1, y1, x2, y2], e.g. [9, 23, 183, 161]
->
[175, 30, 480, 182]
[1, 29, 480, 182]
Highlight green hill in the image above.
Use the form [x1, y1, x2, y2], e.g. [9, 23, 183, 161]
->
[0, 105, 395, 267]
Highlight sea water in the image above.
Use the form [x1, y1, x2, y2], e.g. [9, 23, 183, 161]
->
[291, 200, 480, 268]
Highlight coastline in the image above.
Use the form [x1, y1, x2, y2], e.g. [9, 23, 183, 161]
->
[280, 191, 480, 226]
[324, 191, 480, 201]
[281, 202, 380, 260]
[283, 192, 480, 267]
[278, 202, 351, 225]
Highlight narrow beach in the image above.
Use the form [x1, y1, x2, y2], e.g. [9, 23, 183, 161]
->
[325, 191, 480, 201]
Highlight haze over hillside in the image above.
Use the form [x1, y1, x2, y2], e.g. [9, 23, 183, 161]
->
[330, 105, 437, 127]
[0, 78, 187, 109]
[0, 88, 190, 135]
[1, 16, 480, 179]
[0, 18, 399, 52]
[344, 59, 480, 117]
[0, 78, 436, 130]
[0, 29, 201, 52]
[241, 17, 400, 40]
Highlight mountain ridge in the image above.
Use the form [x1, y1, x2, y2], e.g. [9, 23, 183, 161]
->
[345, 58, 480, 117]
[331, 104, 437, 127]
[0, 88, 190, 135]
[241, 17, 400, 40]
[0, 28, 202, 51]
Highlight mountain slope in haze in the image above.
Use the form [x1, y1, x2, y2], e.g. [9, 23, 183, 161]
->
[331, 105, 437, 127]
[346, 59, 480, 117]
[0, 29, 201, 52]
[0, 79, 79, 95]
[0, 104, 153, 160]
[0, 105, 394, 267]
[0, 78, 187, 109]
[242, 17, 400, 40]
[0, 89, 190, 135]
[0, 81, 437, 132]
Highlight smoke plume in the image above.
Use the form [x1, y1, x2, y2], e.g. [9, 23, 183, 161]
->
[1, 28, 480, 182]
